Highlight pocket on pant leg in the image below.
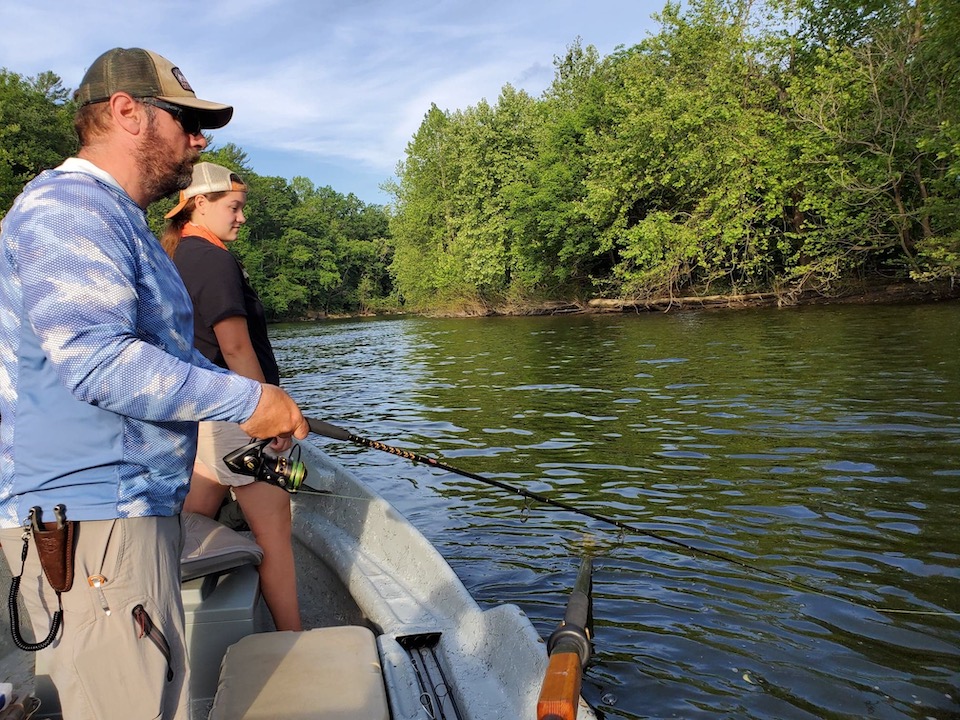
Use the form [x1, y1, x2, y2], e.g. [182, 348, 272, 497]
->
[71, 600, 172, 719]
[132, 603, 174, 681]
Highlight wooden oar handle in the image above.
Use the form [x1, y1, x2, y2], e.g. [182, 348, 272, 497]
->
[537, 652, 583, 720]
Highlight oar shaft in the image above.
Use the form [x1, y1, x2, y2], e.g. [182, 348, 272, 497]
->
[539, 556, 593, 720]
[537, 653, 583, 720]
[564, 558, 593, 630]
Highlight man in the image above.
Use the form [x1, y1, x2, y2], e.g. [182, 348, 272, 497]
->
[0, 47, 307, 719]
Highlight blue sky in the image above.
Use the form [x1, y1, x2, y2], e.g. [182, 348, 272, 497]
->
[1, 1, 664, 205]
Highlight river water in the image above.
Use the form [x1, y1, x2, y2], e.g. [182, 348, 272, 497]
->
[272, 301, 960, 720]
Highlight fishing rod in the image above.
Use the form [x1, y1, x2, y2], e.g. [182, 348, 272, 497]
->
[301, 418, 819, 593]
[226, 418, 958, 615]
[225, 418, 754, 570]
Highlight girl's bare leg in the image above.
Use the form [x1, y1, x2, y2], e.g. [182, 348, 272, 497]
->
[233, 481, 302, 631]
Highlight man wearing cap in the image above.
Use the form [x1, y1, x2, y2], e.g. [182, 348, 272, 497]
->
[0, 48, 307, 719]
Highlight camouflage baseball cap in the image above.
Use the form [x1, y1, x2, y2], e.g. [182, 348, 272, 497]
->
[74, 47, 233, 129]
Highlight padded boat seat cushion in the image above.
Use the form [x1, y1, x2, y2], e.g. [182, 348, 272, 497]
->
[180, 511, 263, 582]
[209, 626, 389, 720]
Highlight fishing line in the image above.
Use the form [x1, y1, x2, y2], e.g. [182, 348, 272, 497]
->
[303, 418, 958, 619]
[304, 420, 814, 589]
[293, 488, 363, 501]
[872, 609, 960, 616]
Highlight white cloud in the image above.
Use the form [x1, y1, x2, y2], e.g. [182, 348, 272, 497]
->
[0, 0, 663, 201]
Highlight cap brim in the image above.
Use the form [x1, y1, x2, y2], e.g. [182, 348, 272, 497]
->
[164, 192, 190, 219]
[159, 96, 234, 130]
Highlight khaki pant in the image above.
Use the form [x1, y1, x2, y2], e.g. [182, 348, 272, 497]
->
[1, 515, 188, 720]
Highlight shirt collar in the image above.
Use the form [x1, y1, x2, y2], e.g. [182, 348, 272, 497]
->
[57, 157, 124, 192]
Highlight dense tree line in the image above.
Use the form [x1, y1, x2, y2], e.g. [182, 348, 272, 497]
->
[388, 0, 960, 310]
[147, 145, 393, 319]
[0, 72, 393, 320]
[3, 0, 958, 317]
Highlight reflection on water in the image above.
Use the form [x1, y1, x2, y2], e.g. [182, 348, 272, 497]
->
[274, 302, 960, 719]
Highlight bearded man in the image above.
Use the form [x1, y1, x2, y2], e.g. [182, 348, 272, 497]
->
[0, 48, 307, 720]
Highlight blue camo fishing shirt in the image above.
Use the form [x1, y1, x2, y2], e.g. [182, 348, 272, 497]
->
[0, 159, 263, 527]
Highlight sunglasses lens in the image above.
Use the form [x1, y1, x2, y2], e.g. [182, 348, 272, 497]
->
[143, 99, 202, 136]
[182, 113, 202, 136]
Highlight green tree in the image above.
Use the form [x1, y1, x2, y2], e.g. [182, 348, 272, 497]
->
[388, 104, 465, 307]
[505, 40, 607, 297]
[286, 180, 391, 313]
[448, 86, 538, 297]
[583, 0, 793, 297]
[788, 0, 960, 281]
[0, 70, 77, 216]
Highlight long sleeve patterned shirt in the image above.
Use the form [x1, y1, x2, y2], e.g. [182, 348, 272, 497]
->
[0, 159, 262, 526]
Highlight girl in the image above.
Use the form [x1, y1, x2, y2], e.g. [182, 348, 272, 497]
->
[162, 162, 301, 631]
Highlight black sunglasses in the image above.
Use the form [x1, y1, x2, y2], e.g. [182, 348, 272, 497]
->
[140, 98, 203, 136]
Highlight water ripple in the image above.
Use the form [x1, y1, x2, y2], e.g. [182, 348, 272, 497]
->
[273, 305, 960, 720]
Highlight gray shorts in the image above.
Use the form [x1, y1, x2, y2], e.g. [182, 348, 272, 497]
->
[0, 515, 188, 720]
[195, 421, 258, 488]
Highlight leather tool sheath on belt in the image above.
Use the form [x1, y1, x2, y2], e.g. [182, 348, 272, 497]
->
[31, 505, 75, 594]
[8, 504, 77, 652]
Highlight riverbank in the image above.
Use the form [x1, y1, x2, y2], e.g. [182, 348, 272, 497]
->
[580, 279, 960, 314]
[426, 279, 960, 318]
[292, 279, 960, 322]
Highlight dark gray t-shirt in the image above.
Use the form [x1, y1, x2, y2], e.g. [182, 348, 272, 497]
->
[173, 236, 280, 385]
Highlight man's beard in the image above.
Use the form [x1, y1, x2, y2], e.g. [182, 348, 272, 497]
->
[137, 117, 199, 205]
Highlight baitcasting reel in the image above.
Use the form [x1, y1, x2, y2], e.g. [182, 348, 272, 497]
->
[223, 439, 307, 493]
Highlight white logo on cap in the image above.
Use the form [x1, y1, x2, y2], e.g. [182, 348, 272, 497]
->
[171, 67, 194, 92]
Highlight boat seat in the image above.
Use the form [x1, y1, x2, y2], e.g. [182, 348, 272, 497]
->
[208, 626, 390, 720]
[180, 512, 265, 702]
[180, 511, 263, 581]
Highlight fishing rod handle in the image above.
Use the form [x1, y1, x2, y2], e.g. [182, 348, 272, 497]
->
[306, 418, 352, 442]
